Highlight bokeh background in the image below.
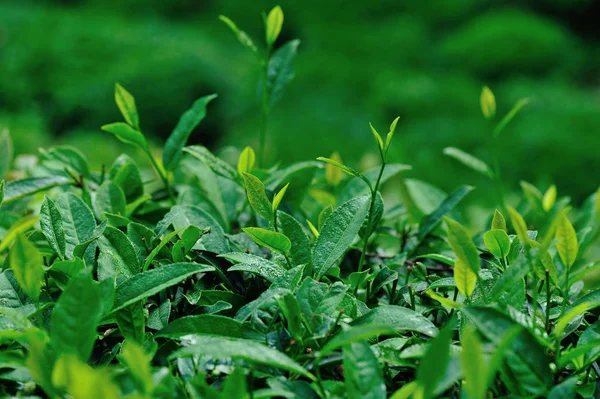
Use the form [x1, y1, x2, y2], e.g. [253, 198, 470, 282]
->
[1, 0, 599, 208]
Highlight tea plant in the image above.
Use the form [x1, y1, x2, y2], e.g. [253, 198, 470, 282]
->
[1, 6, 600, 399]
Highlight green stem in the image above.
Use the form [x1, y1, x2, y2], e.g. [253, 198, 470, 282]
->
[545, 270, 551, 333]
[357, 162, 386, 273]
[146, 150, 175, 205]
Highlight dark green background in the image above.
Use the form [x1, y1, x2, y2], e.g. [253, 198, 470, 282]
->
[1, 0, 599, 206]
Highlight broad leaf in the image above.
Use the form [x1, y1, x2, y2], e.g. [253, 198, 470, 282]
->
[156, 314, 262, 340]
[101, 122, 148, 151]
[40, 195, 66, 260]
[242, 227, 291, 254]
[221, 252, 287, 283]
[555, 214, 578, 268]
[483, 229, 511, 259]
[277, 211, 312, 266]
[265, 5, 283, 45]
[242, 172, 273, 222]
[444, 217, 480, 273]
[58, 193, 96, 259]
[454, 259, 477, 299]
[344, 342, 386, 399]
[94, 180, 127, 218]
[114, 83, 139, 129]
[351, 305, 438, 337]
[3, 176, 72, 204]
[267, 39, 300, 105]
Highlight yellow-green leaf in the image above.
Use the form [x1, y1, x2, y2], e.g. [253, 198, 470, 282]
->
[242, 227, 291, 254]
[454, 258, 477, 299]
[480, 86, 496, 119]
[114, 83, 139, 129]
[444, 217, 480, 274]
[555, 214, 578, 268]
[385, 116, 400, 150]
[219, 15, 258, 54]
[272, 183, 289, 212]
[507, 207, 530, 247]
[307, 220, 319, 238]
[241, 172, 273, 222]
[52, 355, 119, 399]
[101, 122, 148, 151]
[237, 146, 256, 175]
[118, 340, 154, 394]
[483, 229, 511, 259]
[9, 235, 44, 301]
[542, 185, 557, 212]
[491, 209, 506, 231]
[369, 122, 384, 151]
[325, 152, 343, 186]
[493, 97, 530, 138]
[265, 5, 284, 45]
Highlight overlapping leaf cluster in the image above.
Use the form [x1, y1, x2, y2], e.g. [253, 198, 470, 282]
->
[1, 6, 600, 399]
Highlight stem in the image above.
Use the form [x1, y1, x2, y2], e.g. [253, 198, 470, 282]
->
[545, 270, 551, 333]
[357, 162, 386, 273]
[561, 266, 571, 317]
[146, 150, 175, 205]
[258, 48, 272, 168]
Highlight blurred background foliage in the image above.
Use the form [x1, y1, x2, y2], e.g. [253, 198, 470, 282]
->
[1, 0, 599, 214]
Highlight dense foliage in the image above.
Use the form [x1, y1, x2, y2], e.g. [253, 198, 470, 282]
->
[1, 6, 600, 399]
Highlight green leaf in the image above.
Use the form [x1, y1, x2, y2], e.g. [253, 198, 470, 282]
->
[555, 302, 591, 339]
[237, 146, 256, 175]
[156, 314, 262, 340]
[222, 368, 250, 399]
[94, 180, 127, 219]
[325, 152, 343, 186]
[0, 215, 38, 253]
[542, 185, 557, 211]
[385, 116, 400, 150]
[369, 122, 384, 152]
[480, 86, 496, 119]
[318, 205, 334, 231]
[118, 340, 153, 394]
[463, 307, 552, 397]
[418, 185, 474, 241]
[555, 214, 578, 268]
[507, 207, 530, 247]
[169, 336, 313, 379]
[454, 258, 477, 299]
[344, 341, 386, 399]
[0, 129, 12, 179]
[0, 270, 35, 315]
[242, 172, 273, 222]
[183, 145, 239, 181]
[111, 262, 214, 313]
[265, 161, 319, 209]
[443, 147, 493, 178]
[156, 205, 230, 254]
[3, 176, 72, 204]
[317, 157, 368, 187]
[109, 154, 144, 202]
[219, 15, 258, 54]
[483, 229, 511, 259]
[320, 324, 396, 357]
[101, 122, 148, 151]
[40, 146, 90, 178]
[172, 225, 205, 263]
[97, 226, 140, 280]
[51, 354, 119, 398]
[313, 195, 370, 279]
[461, 328, 488, 399]
[40, 195, 66, 260]
[444, 217, 480, 274]
[9, 235, 44, 301]
[275, 292, 304, 341]
[351, 305, 438, 337]
[163, 94, 217, 171]
[242, 227, 291, 254]
[267, 39, 300, 105]
[221, 252, 287, 283]
[265, 5, 284, 45]
[277, 211, 312, 266]
[0, 179, 4, 207]
[339, 163, 411, 202]
[115, 301, 145, 344]
[114, 83, 139, 129]
[493, 97, 530, 138]
[491, 209, 506, 231]
[48, 258, 85, 290]
[271, 183, 289, 212]
[50, 271, 104, 360]
[416, 320, 454, 399]
[147, 299, 171, 330]
[389, 382, 418, 399]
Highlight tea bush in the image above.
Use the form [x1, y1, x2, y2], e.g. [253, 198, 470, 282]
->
[1, 6, 600, 399]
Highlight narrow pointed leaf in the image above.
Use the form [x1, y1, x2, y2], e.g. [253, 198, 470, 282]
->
[101, 122, 148, 151]
[242, 227, 291, 254]
[443, 147, 493, 178]
[9, 235, 44, 301]
[114, 83, 139, 129]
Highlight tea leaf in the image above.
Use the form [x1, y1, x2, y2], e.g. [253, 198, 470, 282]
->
[222, 252, 287, 283]
[493, 98, 530, 138]
[369, 122, 384, 152]
[242, 172, 273, 222]
[110, 154, 144, 202]
[97, 226, 140, 279]
[94, 180, 127, 219]
[156, 314, 262, 340]
[320, 324, 396, 357]
[242, 227, 291, 254]
[271, 183, 289, 212]
[483, 229, 511, 259]
[444, 217, 480, 274]
[555, 214, 578, 268]
[3, 176, 72, 204]
[325, 152, 343, 186]
[352, 305, 438, 337]
[9, 235, 44, 301]
[118, 340, 153, 393]
[418, 185, 474, 242]
[344, 341, 386, 399]
[237, 146, 256, 175]
[454, 258, 477, 298]
[114, 83, 139, 129]
[172, 225, 204, 263]
[169, 336, 313, 379]
[385, 116, 400, 150]
[0, 180, 4, 207]
[317, 157, 369, 187]
[0, 129, 12, 179]
[50, 271, 104, 360]
[480, 86, 496, 119]
[115, 302, 145, 344]
[163, 94, 217, 171]
[101, 122, 148, 151]
[461, 328, 488, 399]
[267, 39, 300, 105]
[277, 211, 312, 266]
[313, 195, 370, 279]
[416, 320, 454, 399]
[219, 15, 258, 54]
[543, 185, 557, 211]
[112, 262, 214, 313]
[265, 5, 284, 45]
[40, 195, 66, 260]
[507, 207, 530, 247]
[491, 209, 506, 231]
[443, 147, 493, 178]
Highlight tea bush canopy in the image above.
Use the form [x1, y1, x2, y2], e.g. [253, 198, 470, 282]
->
[1, 3, 600, 399]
